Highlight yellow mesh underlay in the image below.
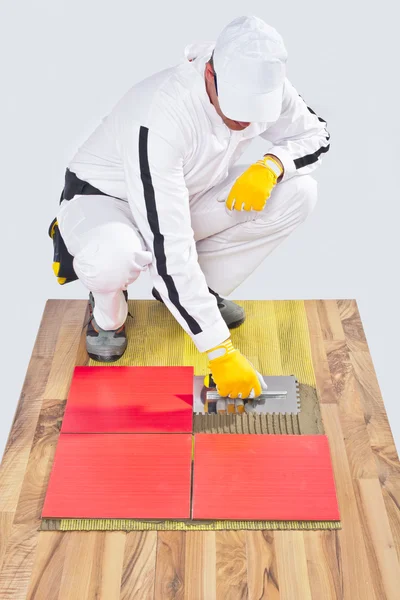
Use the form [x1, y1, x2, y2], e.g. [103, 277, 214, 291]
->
[89, 300, 316, 388]
[54, 519, 340, 531]
[82, 299, 321, 531]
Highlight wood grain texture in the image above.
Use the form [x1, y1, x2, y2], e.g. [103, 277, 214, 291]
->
[0, 298, 399, 600]
[55, 531, 125, 600]
[275, 531, 312, 600]
[0, 300, 66, 513]
[0, 513, 13, 574]
[216, 531, 248, 600]
[357, 478, 400, 600]
[304, 300, 337, 403]
[303, 530, 342, 600]
[26, 532, 69, 600]
[321, 404, 376, 600]
[0, 300, 87, 600]
[246, 531, 280, 600]
[155, 532, 186, 600]
[184, 531, 216, 600]
[121, 532, 156, 600]
[325, 339, 377, 479]
[43, 300, 88, 400]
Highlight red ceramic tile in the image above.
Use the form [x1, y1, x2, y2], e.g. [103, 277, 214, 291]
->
[42, 433, 192, 519]
[192, 434, 340, 521]
[61, 366, 193, 433]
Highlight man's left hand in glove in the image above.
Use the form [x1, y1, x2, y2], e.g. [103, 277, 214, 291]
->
[226, 154, 284, 212]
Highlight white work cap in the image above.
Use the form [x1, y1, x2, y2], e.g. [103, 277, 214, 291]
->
[213, 15, 288, 123]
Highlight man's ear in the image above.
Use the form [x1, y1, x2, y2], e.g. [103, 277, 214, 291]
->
[205, 62, 215, 82]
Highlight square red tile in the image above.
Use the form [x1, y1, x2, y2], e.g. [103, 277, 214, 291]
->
[192, 434, 340, 521]
[61, 366, 193, 433]
[42, 433, 192, 519]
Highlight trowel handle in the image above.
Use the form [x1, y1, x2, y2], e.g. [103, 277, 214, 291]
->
[203, 373, 216, 388]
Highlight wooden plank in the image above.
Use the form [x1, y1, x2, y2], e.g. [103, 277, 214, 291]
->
[324, 339, 377, 479]
[0, 301, 68, 598]
[372, 448, 400, 560]
[303, 531, 342, 600]
[274, 531, 312, 600]
[340, 302, 400, 557]
[316, 300, 345, 341]
[86, 532, 126, 600]
[4, 399, 64, 599]
[43, 300, 88, 400]
[304, 300, 337, 403]
[0, 523, 39, 599]
[337, 300, 369, 353]
[350, 350, 395, 450]
[0, 513, 13, 574]
[0, 300, 66, 513]
[184, 532, 216, 600]
[26, 532, 68, 599]
[75, 302, 90, 367]
[321, 404, 376, 599]
[246, 531, 280, 600]
[121, 532, 157, 600]
[357, 478, 400, 600]
[338, 301, 393, 449]
[216, 531, 248, 600]
[14, 397, 64, 527]
[0, 300, 87, 599]
[154, 532, 186, 600]
[56, 531, 125, 599]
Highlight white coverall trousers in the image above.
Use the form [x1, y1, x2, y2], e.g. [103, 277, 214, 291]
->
[57, 165, 317, 331]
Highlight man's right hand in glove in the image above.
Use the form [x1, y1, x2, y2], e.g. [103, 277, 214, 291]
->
[206, 337, 266, 399]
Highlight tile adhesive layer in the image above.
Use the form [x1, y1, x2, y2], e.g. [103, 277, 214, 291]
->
[193, 383, 324, 435]
[42, 434, 192, 519]
[192, 434, 340, 521]
[61, 366, 194, 433]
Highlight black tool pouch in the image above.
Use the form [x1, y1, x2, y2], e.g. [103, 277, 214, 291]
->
[48, 217, 78, 285]
[49, 169, 117, 285]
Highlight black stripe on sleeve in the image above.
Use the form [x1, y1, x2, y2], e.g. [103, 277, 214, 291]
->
[299, 95, 327, 124]
[138, 126, 202, 336]
[294, 94, 331, 169]
[294, 143, 330, 169]
[305, 104, 327, 123]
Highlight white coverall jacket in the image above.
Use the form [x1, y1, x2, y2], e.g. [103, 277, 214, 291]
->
[65, 42, 330, 353]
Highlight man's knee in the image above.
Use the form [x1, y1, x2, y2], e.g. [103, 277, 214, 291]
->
[73, 223, 149, 292]
[296, 176, 318, 221]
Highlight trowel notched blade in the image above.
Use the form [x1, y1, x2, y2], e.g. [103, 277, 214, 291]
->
[193, 375, 300, 416]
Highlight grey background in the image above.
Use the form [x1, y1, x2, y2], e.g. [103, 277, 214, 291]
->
[1, 0, 398, 459]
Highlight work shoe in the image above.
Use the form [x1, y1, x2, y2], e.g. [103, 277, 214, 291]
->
[85, 290, 130, 362]
[151, 287, 245, 329]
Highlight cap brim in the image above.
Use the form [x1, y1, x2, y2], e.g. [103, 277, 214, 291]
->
[216, 79, 283, 123]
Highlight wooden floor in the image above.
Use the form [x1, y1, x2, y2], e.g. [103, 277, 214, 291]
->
[0, 299, 399, 599]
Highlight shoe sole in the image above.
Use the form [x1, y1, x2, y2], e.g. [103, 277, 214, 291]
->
[227, 317, 246, 329]
[87, 351, 126, 363]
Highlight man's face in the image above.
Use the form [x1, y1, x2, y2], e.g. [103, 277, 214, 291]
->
[204, 62, 250, 131]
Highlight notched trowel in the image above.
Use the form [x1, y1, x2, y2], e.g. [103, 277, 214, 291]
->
[193, 374, 300, 416]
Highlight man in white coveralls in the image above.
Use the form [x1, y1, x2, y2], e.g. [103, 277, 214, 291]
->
[55, 15, 330, 401]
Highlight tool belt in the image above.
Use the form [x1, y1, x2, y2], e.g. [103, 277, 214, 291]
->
[48, 169, 113, 285]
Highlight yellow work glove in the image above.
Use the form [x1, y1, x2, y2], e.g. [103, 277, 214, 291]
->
[206, 338, 267, 399]
[226, 154, 283, 212]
